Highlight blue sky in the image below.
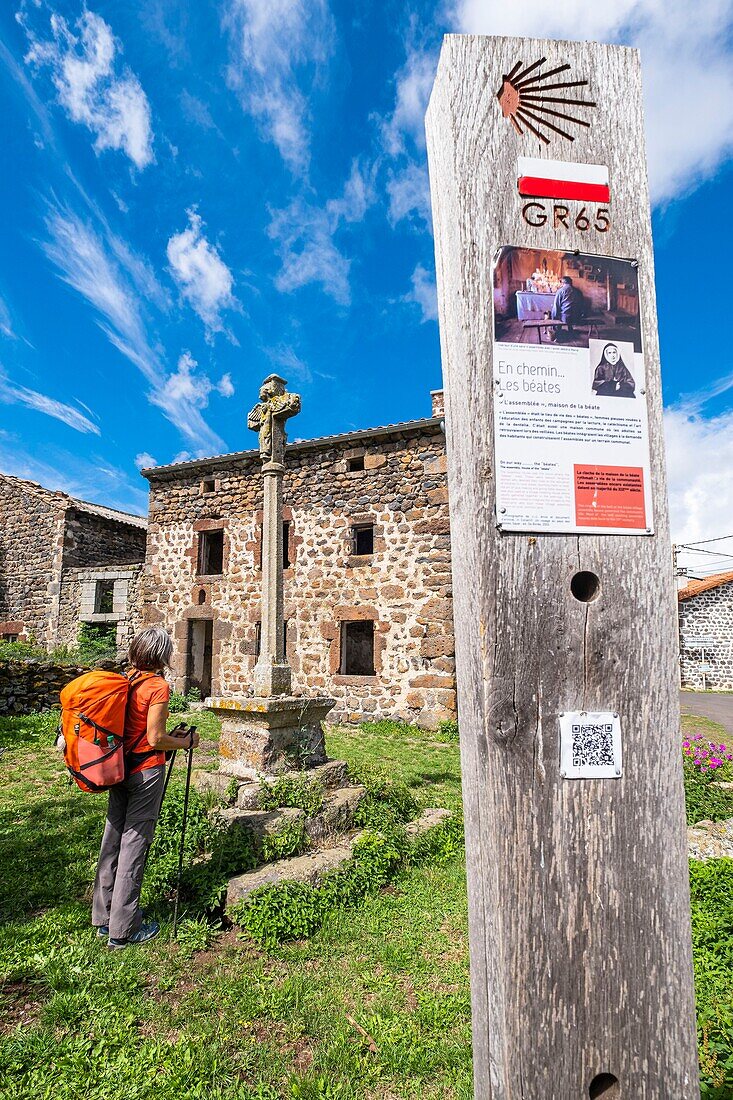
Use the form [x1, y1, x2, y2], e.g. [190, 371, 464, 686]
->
[0, 0, 732, 569]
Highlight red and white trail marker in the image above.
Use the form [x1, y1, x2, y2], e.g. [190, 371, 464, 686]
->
[517, 156, 610, 203]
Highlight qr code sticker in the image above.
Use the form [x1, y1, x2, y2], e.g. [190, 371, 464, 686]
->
[571, 722, 614, 767]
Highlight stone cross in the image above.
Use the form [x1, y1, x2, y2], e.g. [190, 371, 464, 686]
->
[247, 374, 301, 696]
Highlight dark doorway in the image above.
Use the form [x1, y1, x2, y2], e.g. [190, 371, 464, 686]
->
[187, 619, 213, 697]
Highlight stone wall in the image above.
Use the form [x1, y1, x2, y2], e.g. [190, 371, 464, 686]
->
[63, 509, 147, 569]
[144, 420, 455, 728]
[679, 581, 733, 689]
[0, 476, 65, 646]
[57, 564, 145, 653]
[0, 473, 147, 654]
[0, 659, 121, 715]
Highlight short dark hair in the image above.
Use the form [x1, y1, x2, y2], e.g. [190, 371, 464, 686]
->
[562, 276, 573, 284]
[128, 626, 173, 671]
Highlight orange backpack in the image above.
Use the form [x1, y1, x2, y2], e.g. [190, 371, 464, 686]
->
[58, 670, 153, 792]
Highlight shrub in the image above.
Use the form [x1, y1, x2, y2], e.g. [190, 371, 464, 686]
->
[0, 639, 49, 662]
[169, 687, 205, 714]
[684, 758, 733, 826]
[690, 859, 733, 1097]
[436, 719, 459, 743]
[259, 774, 324, 816]
[76, 623, 117, 665]
[261, 818, 309, 863]
[169, 691, 187, 714]
[348, 763, 418, 830]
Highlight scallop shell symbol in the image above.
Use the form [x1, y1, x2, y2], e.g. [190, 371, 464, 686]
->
[496, 57, 597, 144]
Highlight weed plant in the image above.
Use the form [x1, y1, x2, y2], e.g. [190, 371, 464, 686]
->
[691, 859, 733, 1099]
[258, 774, 324, 816]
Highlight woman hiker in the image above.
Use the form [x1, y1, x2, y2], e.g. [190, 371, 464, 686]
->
[92, 626, 200, 948]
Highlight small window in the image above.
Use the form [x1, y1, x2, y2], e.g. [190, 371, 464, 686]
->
[352, 523, 374, 556]
[347, 455, 365, 472]
[198, 529, 224, 575]
[1, 633, 19, 643]
[340, 621, 375, 676]
[94, 579, 115, 615]
[201, 478, 216, 494]
[283, 521, 291, 569]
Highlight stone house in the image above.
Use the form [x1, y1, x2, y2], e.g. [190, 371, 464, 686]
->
[142, 391, 455, 728]
[0, 473, 147, 653]
[678, 570, 733, 690]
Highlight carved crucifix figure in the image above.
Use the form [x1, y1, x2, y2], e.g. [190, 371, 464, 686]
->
[248, 375, 301, 697]
[247, 374, 301, 467]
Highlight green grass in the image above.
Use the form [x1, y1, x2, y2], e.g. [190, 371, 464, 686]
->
[0, 711, 471, 1099]
[2, 709, 733, 1097]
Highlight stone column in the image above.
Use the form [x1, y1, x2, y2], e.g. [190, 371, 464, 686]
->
[255, 449, 290, 696]
[210, 374, 335, 779]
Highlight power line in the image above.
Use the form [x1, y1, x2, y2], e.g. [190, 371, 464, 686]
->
[678, 534, 733, 547]
[676, 545, 733, 558]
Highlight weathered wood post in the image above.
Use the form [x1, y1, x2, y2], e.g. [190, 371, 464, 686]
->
[426, 36, 700, 1098]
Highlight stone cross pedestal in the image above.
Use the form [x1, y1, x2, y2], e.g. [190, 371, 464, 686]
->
[210, 374, 335, 779]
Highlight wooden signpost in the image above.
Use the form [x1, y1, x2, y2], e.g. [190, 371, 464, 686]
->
[426, 36, 700, 1098]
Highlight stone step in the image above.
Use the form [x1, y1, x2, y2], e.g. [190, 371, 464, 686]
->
[226, 806, 455, 909]
[218, 806, 304, 841]
[227, 835, 361, 906]
[405, 807, 453, 837]
[305, 785, 367, 843]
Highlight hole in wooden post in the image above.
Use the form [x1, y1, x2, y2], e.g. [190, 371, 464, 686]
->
[570, 570, 600, 603]
[588, 1073, 620, 1098]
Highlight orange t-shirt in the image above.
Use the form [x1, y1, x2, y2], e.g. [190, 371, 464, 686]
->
[124, 673, 170, 776]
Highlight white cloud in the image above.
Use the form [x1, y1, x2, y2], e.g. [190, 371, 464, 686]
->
[217, 373, 235, 397]
[41, 203, 225, 453]
[266, 344, 312, 385]
[22, 8, 154, 169]
[327, 160, 375, 223]
[167, 209, 237, 338]
[448, 0, 733, 204]
[0, 296, 15, 339]
[664, 406, 733, 573]
[403, 263, 438, 322]
[268, 161, 374, 305]
[0, 367, 100, 434]
[386, 161, 432, 227]
[268, 198, 351, 305]
[150, 350, 224, 438]
[0, 437, 148, 514]
[43, 203, 159, 384]
[381, 47, 435, 158]
[135, 451, 157, 470]
[222, 0, 334, 176]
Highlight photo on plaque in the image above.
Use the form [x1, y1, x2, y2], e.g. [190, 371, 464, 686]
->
[493, 246, 642, 353]
[491, 246, 652, 536]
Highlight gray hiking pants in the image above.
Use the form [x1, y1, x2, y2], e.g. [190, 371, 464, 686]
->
[92, 765, 165, 940]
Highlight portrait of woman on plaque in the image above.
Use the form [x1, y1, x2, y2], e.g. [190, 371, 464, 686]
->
[591, 341, 636, 398]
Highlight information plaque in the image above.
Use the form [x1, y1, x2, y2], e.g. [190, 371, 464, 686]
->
[493, 246, 653, 535]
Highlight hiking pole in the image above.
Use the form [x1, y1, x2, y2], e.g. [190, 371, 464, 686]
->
[172, 740, 194, 936]
[160, 750, 177, 805]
